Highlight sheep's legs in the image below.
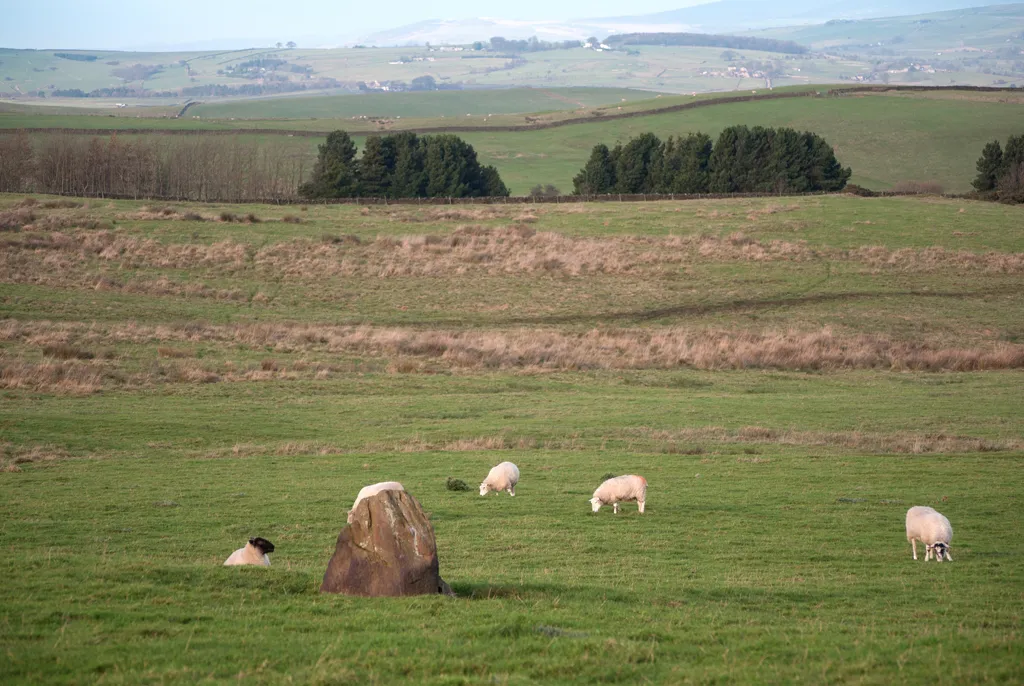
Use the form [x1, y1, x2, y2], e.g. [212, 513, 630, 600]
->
[508, 486, 515, 496]
[613, 503, 620, 514]
[944, 550, 952, 562]
[911, 539, 918, 560]
[638, 500, 645, 514]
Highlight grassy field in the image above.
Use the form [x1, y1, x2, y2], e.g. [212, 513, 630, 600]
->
[187, 88, 664, 120]
[4, 6, 1023, 108]
[1, 191, 1022, 683]
[751, 3, 1024, 53]
[4, 89, 1023, 194]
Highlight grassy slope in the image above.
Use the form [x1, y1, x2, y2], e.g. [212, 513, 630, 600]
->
[0, 193, 1022, 683]
[3, 90, 1022, 193]
[454, 93, 1024, 192]
[750, 3, 1024, 52]
[187, 87, 664, 120]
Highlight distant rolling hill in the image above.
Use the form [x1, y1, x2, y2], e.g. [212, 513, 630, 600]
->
[357, 1, 1002, 46]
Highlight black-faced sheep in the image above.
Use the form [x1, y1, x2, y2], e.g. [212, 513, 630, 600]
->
[224, 537, 275, 566]
[906, 506, 953, 562]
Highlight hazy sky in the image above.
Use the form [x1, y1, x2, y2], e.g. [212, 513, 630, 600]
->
[0, 0, 713, 50]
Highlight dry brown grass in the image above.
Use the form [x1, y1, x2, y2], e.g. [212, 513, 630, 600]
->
[0, 207, 37, 232]
[2, 224, 1021, 282]
[4, 320, 1023, 375]
[42, 343, 94, 360]
[0, 360, 105, 394]
[0, 442, 71, 471]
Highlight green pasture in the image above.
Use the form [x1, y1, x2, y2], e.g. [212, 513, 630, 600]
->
[0, 192, 1022, 682]
[188, 87, 664, 120]
[453, 93, 1024, 193]
[4, 90, 1023, 193]
[1, 375, 1022, 684]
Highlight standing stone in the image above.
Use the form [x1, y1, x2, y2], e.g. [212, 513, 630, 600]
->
[321, 489, 453, 596]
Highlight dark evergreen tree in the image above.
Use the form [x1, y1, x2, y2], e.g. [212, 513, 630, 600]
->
[972, 140, 1003, 192]
[388, 132, 427, 198]
[614, 133, 662, 193]
[743, 126, 776, 191]
[299, 130, 358, 198]
[424, 135, 477, 197]
[708, 126, 748, 193]
[572, 143, 616, 194]
[649, 133, 713, 193]
[358, 135, 394, 196]
[480, 165, 510, 196]
[1000, 134, 1024, 179]
[803, 132, 851, 192]
[765, 128, 810, 193]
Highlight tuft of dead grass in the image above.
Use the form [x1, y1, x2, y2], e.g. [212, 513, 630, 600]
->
[0, 207, 37, 232]
[0, 360, 105, 394]
[42, 343, 94, 360]
[0, 442, 71, 471]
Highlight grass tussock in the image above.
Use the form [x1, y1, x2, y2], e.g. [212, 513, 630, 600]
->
[0, 442, 71, 472]
[0, 207, 37, 232]
[0, 360, 105, 394]
[42, 343, 94, 360]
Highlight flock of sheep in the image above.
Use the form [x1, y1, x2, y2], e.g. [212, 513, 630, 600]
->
[225, 461, 954, 567]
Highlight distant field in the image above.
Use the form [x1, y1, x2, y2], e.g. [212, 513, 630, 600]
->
[188, 87, 664, 120]
[2, 89, 1022, 194]
[4, 7, 1023, 108]
[455, 92, 1024, 193]
[751, 3, 1024, 53]
[0, 192, 1021, 683]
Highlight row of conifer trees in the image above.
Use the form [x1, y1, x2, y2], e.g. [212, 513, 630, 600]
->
[299, 131, 509, 198]
[572, 126, 851, 195]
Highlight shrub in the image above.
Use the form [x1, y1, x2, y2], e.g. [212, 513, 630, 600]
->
[529, 183, 561, 198]
[892, 180, 944, 194]
[446, 477, 471, 491]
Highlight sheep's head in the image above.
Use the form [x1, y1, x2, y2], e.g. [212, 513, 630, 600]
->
[479, 482, 490, 496]
[589, 497, 602, 513]
[928, 542, 950, 562]
[250, 537, 275, 554]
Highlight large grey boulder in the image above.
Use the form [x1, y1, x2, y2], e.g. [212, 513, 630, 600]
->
[320, 489, 453, 597]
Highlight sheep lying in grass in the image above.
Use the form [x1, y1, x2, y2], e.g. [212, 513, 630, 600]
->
[224, 537, 275, 566]
[590, 475, 647, 514]
[906, 506, 953, 562]
[348, 481, 405, 523]
[479, 462, 520, 497]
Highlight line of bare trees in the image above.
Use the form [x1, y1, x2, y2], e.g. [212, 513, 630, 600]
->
[0, 131, 308, 201]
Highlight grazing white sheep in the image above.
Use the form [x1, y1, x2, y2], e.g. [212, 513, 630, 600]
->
[480, 461, 520, 497]
[348, 481, 405, 523]
[590, 475, 647, 514]
[223, 537, 275, 566]
[905, 506, 953, 562]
